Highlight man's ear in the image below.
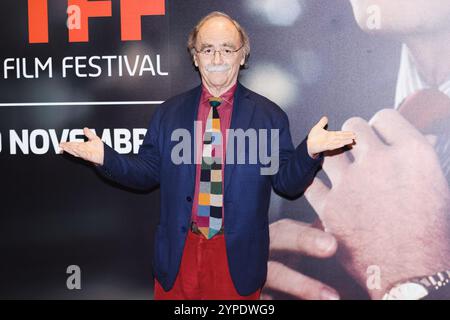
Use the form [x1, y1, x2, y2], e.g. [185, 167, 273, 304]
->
[193, 55, 199, 68]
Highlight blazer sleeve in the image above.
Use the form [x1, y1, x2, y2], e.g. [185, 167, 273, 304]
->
[95, 106, 162, 191]
[271, 111, 323, 198]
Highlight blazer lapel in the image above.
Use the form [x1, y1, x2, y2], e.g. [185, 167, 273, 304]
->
[178, 85, 202, 188]
[224, 82, 256, 196]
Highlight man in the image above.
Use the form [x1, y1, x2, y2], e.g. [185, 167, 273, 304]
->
[60, 11, 355, 300]
[266, 0, 450, 300]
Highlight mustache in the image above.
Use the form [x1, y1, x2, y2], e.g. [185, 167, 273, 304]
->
[205, 64, 231, 72]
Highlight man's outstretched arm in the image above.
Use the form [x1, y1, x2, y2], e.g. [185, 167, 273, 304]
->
[272, 114, 356, 198]
[60, 107, 163, 191]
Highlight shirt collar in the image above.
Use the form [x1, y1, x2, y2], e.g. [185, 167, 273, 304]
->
[201, 83, 237, 108]
[395, 43, 450, 108]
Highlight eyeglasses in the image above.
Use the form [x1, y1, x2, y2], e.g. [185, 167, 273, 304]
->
[195, 44, 244, 57]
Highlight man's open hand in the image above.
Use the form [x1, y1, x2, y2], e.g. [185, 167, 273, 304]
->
[307, 116, 356, 158]
[59, 127, 104, 166]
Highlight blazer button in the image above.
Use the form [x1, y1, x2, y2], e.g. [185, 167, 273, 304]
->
[186, 196, 192, 202]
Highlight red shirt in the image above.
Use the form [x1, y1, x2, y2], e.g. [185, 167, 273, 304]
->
[191, 83, 237, 224]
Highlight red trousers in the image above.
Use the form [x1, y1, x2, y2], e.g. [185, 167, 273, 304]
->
[154, 230, 261, 300]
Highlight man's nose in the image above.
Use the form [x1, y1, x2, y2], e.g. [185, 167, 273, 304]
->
[213, 51, 223, 65]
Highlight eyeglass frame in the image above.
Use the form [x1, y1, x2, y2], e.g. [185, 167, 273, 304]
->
[194, 43, 245, 57]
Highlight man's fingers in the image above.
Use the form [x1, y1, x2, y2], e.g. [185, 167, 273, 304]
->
[315, 116, 328, 129]
[325, 140, 355, 150]
[259, 292, 273, 300]
[329, 131, 357, 141]
[342, 116, 382, 161]
[425, 134, 437, 146]
[369, 108, 427, 146]
[322, 151, 351, 187]
[270, 219, 337, 258]
[265, 261, 340, 300]
[326, 134, 354, 147]
[73, 144, 89, 159]
[83, 127, 97, 141]
[60, 144, 81, 158]
[304, 177, 330, 215]
[60, 142, 89, 159]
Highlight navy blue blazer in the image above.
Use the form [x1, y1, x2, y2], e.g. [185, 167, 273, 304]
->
[97, 82, 323, 296]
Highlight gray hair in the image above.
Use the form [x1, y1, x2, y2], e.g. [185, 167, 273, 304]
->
[187, 11, 251, 68]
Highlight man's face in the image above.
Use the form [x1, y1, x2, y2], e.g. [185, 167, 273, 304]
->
[349, 0, 450, 34]
[193, 17, 245, 91]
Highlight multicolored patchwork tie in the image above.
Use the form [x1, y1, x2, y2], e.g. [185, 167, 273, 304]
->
[196, 97, 223, 239]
